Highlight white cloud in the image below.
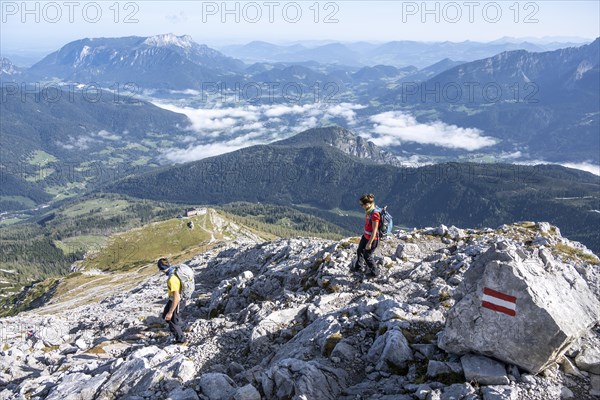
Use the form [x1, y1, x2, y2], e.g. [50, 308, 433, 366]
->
[155, 103, 502, 163]
[162, 130, 271, 163]
[150, 102, 415, 162]
[230, 122, 267, 134]
[165, 12, 188, 24]
[264, 104, 310, 117]
[181, 136, 198, 143]
[57, 135, 97, 150]
[152, 102, 260, 133]
[261, 102, 366, 128]
[368, 111, 498, 151]
[514, 160, 600, 176]
[559, 162, 600, 176]
[163, 142, 244, 163]
[228, 130, 268, 145]
[324, 103, 366, 125]
[293, 116, 319, 132]
[499, 151, 523, 160]
[168, 89, 200, 96]
[152, 101, 367, 137]
[96, 130, 121, 141]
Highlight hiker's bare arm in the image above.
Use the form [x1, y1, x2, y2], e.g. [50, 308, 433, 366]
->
[165, 291, 180, 320]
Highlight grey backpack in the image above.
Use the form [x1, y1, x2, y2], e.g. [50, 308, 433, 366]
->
[174, 264, 195, 303]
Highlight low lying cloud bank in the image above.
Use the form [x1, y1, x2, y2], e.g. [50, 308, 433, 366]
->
[368, 111, 499, 151]
[559, 162, 600, 176]
[162, 131, 271, 163]
[152, 102, 366, 163]
[151, 103, 596, 176]
[513, 159, 600, 176]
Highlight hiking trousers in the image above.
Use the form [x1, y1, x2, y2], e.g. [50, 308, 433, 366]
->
[162, 299, 185, 342]
[355, 235, 379, 272]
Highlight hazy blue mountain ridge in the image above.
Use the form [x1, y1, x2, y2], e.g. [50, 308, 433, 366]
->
[378, 39, 600, 163]
[219, 39, 594, 68]
[26, 34, 245, 89]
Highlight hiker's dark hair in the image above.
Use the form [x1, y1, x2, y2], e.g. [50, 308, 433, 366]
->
[360, 193, 375, 205]
[157, 257, 170, 270]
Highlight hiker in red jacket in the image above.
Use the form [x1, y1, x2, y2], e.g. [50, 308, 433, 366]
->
[353, 193, 380, 277]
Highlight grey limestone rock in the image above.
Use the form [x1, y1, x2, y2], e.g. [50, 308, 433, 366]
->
[575, 346, 600, 374]
[460, 354, 509, 385]
[426, 360, 463, 379]
[2, 223, 599, 400]
[367, 329, 413, 373]
[331, 340, 358, 362]
[396, 243, 422, 260]
[96, 358, 150, 400]
[480, 385, 519, 400]
[441, 383, 477, 400]
[46, 372, 110, 400]
[158, 354, 197, 382]
[198, 373, 236, 400]
[166, 387, 200, 400]
[590, 373, 600, 397]
[250, 305, 307, 351]
[233, 384, 261, 400]
[439, 243, 600, 373]
[261, 358, 347, 400]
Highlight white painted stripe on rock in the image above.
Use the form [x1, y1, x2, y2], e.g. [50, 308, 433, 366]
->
[482, 294, 517, 310]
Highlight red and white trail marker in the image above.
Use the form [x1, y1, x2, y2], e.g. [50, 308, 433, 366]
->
[481, 287, 517, 316]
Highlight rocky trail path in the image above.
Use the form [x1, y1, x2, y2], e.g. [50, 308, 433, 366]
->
[1, 222, 599, 400]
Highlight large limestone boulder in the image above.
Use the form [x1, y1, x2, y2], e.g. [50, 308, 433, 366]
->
[439, 242, 600, 373]
[198, 373, 236, 400]
[46, 372, 110, 400]
[575, 346, 600, 374]
[250, 305, 307, 351]
[261, 358, 347, 400]
[367, 329, 413, 373]
[96, 358, 151, 399]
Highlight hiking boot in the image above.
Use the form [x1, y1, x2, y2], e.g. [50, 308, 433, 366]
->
[173, 336, 188, 345]
[350, 262, 363, 273]
[365, 269, 378, 278]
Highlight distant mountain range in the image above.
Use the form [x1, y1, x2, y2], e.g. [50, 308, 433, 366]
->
[26, 34, 245, 89]
[108, 126, 600, 253]
[0, 57, 23, 76]
[381, 38, 600, 163]
[418, 38, 600, 102]
[20, 35, 594, 91]
[2, 34, 598, 212]
[219, 39, 594, 68]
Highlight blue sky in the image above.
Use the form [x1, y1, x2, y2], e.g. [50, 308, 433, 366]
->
[1, 1, 599, 52]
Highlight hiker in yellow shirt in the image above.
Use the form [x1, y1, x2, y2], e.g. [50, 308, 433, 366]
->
[157, 257, 187, 344]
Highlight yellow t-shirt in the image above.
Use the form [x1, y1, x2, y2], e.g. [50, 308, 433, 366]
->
[167, 275, 181, 298]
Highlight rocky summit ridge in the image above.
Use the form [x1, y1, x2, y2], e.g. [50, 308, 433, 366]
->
[272, 126, 404, 168]
[1, 221, 599, 400]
